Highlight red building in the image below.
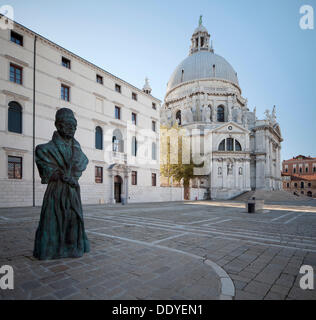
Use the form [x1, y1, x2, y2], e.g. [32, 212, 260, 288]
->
[282, 155, 316, 197]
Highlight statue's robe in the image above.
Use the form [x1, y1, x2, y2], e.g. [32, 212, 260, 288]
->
[34, 131, 90, 260]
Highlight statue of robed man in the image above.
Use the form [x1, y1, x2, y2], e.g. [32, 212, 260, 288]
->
[33, 108, 90, 260]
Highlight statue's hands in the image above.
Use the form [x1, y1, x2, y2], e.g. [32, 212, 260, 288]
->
[69, 177, 79, 188]
[50, 170, 61, 182]
[61, 174, 78, 188]
[61, 174, 71, 184]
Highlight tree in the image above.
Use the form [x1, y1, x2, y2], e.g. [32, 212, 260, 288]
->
[160, 123, 204, 199]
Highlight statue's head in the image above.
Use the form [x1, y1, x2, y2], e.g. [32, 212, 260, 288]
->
[55, 108, 77, 140]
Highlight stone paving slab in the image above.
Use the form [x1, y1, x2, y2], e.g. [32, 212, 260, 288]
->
[0, 213, 221, 300]
[1, 200, 316, 300]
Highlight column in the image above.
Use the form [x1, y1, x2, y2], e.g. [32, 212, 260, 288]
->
[124, 171, 129, 204]
[212, 101, 216, 122]
[227, 96, 233, 122]
[265, 136, 270, 189]
[234, 159, 238, 189]
[109, 172, 115, 204]
[223, 159, 227, 188]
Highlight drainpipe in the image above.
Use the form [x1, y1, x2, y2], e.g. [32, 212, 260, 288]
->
[32, 35, 37, 207]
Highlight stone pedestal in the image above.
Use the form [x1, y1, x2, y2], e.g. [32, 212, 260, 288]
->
[245, 199, 264, 213]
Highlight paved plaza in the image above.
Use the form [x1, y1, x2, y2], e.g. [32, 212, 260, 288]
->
[1, 200, 316, 300]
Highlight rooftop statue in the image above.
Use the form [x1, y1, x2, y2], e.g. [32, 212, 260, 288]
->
[33, 108, 90, 260]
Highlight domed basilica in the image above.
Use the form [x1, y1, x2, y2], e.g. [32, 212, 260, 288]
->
[161, 18, 283, 199]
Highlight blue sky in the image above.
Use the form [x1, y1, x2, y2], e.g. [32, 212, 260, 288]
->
[4, 0, 316, 161]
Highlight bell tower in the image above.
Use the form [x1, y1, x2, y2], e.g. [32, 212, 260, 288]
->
[189, 16, 213, 55]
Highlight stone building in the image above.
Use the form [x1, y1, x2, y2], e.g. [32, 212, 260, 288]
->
[0, 18, 164, 207]
[161, 19, 283, 199]
[282, 155, 316, 197]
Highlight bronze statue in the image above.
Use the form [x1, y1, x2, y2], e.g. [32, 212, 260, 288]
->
[33, 108, 90, 260]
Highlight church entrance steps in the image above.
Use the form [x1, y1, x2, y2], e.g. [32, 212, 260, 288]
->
[233, 190, 316, 203]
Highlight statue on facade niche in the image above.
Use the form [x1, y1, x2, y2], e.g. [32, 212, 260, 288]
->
[33, 108, 90, 260]
[264, 109, 272, 123]
[205, 106, 211, 122]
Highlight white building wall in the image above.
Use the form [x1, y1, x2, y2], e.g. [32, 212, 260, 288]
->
[0, 21, 161, 208]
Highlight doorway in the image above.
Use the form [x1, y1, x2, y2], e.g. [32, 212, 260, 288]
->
[114, 175, 122, 203]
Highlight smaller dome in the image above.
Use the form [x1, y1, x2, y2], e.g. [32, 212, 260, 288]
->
[193, 24, 208, 34]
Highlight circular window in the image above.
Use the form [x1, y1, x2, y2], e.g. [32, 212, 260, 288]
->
[228, 126, 233, 131]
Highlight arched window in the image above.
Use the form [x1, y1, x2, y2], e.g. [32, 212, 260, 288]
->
[95, 126, 103, 150]
[218, 138, 242, 151]
[176, 110, 181, 125]
[217, 105, 225, 122]
[218, 140, 225, 151]
[8, 101, 22, 133]
[239, 167, 243, 175]
[307, 191, 312, 197]
[112, 129, 123, 152]
[235, 140, 242, 151]
[132, 136, 137, 156]
[152, 142, 157, 160]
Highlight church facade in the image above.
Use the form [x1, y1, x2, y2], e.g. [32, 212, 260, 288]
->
[161, 20, 283, 199]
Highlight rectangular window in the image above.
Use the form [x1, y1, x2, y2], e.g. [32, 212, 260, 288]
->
[10, 64, 23, 85]
[61, 84, 70, 101]
[132, 92, 137, 101]
[96, 74, 103, 84]
[132, 171, 137, 185]
[62, 57, 71, 69]
[132, 112, 137, 125]
[10, 31, 23, 46]
[115, 84, 121, 93]
[115, 106, 121, 119]
[152, 173, 157, 187]
[152, 120, 156, 132]
[227, 138, 234, 151]
[95, 166, 103, 183]
[8, 156, 22, 179]
[152, 103, 156, 110]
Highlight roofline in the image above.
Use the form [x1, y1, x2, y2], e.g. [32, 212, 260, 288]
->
[282, 156, 316, 162]
[1, 14, 161, 103]
[165, 77, 241, 101]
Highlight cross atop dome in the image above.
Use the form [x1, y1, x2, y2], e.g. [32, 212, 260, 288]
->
[190, 16, 214, 55]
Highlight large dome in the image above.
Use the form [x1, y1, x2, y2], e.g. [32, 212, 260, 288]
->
[167, 50, 239, 93]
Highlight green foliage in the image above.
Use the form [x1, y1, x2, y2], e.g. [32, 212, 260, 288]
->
[160, 123, 203, 187]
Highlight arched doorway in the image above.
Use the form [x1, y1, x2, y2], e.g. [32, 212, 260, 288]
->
[114, 175, 123, 203]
